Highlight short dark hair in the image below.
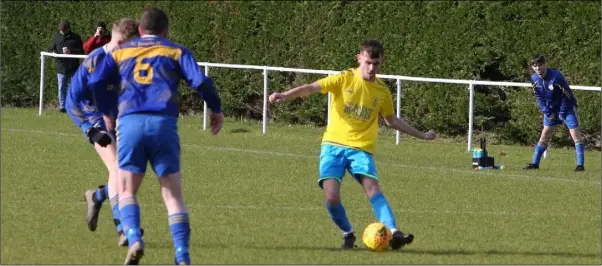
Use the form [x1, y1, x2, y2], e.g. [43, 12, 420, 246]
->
[139, 7, 169, 35]
[360, 40, 384, 59]
[58, 20, 70, 31]
[530, 54, 547, 65]
[96, 21, 107, 29]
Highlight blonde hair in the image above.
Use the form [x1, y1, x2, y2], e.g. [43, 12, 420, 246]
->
[112, 18, 139, 40]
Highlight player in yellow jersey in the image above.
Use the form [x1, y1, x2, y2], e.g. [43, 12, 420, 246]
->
[269, 40, 436, 250]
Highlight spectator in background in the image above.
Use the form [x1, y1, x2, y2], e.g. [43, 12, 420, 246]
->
[47, 20, 84, 112]
[84, 21, 111, 54]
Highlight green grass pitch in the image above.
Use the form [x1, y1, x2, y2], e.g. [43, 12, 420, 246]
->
[1, 108, 600, 264]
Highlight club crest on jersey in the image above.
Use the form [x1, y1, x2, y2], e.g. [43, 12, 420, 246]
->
[372, 97, 378, 108]
[344, 88, 354, 94]
[548, 81, 555, 90]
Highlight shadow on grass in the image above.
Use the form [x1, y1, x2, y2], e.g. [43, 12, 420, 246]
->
[400, 248, 599, 258]
[144, 241, 599, 259]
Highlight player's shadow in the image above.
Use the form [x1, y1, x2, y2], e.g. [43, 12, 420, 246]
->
[399, 248, 599, 259]
[145, 242, 599, 259]
[240, 245, 600, 259]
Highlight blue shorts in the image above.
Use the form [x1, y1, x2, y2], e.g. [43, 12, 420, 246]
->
[318, 143, 378, 188]
[116, 113, 180, 177]
[543, 107, 580, 129]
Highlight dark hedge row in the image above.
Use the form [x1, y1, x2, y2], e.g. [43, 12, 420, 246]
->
[1, 1, 599, 147]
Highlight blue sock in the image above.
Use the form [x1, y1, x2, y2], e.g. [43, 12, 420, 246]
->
[531, 143, 548, 165]
[119, 197, 143, 247]
[110, 196, 122, 233]
[325, 202, 353, 234]
[94, 185, 108, 203]
[169, 213, 191, 264]
[369, 192, 397, 231]
[576, 143, 585, 166]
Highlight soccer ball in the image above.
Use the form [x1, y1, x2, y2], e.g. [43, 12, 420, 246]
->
[362, 222, 392, 251]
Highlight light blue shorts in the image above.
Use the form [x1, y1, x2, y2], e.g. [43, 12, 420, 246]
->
[318, 143, 378, 189]
[116, 113, 180, 177]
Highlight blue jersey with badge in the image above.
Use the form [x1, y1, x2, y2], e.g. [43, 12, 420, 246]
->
[87, 35, 221, 119]
[66, 45, 119, 134]
[530, 68, 577, 117]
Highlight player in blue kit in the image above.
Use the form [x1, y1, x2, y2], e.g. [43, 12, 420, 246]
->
[65, 18, 141, 247]
[88, 7, 224, 265]
[524, 54, 585, 172]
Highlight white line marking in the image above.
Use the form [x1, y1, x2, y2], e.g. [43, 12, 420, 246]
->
[3, 200, 588, 218]
[3, 128, 600, 186]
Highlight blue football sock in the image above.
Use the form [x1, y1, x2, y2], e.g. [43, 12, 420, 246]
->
[576, 143, 585, 166]
[169, 213, 191, 264]
[94, 185, 108, 203]
[531, 143, 547, 165]
[110, 196, 122, 233]
[326, 202, 353, 234]
[369, 192, 397, 231]
[119, 197, 142, 247]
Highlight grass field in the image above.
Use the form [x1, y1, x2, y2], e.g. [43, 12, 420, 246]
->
[1, 107, 600, 265]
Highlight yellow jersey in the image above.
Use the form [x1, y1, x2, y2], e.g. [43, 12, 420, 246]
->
[317, 68, 395, 154]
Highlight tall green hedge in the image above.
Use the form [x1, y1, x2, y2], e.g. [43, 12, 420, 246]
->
[1, 1, 600, 148]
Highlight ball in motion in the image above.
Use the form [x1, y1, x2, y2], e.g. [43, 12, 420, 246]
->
[362, 222, 392, 251]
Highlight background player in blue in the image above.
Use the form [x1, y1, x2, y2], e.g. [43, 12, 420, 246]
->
[88, 7, 224, 265]
[65, 18, 141, 247]
[524, 54, 585, 172]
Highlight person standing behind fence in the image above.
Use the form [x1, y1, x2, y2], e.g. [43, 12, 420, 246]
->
[47, 20, 84, 112]
[83, 21, 111, 54]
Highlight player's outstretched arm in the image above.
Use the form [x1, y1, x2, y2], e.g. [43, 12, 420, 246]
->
[382, 115, 436, 140]
[269, 82, 322, 103]
[196, 77, 224, 135]
[178, 50, 222, 113]
[179, 49, 224, 135]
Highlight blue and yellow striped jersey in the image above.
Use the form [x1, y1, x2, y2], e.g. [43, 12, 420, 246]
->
[530, 68, 577, 117]
[65, 45, 118, 134]
[88, 35, 221, 119]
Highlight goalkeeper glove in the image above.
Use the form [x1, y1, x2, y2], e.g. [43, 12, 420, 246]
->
[86, 127, 113, 147]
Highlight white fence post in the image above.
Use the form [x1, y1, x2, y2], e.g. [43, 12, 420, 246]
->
[467, 82, 475, 152]
[262, 67, 269, 135]
[396, 79, 402, 145]
[38, 53, 46, 116]
[202, 65, 209, 130]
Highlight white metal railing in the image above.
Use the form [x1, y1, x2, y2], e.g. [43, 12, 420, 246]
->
[39, 51, 602, 151]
